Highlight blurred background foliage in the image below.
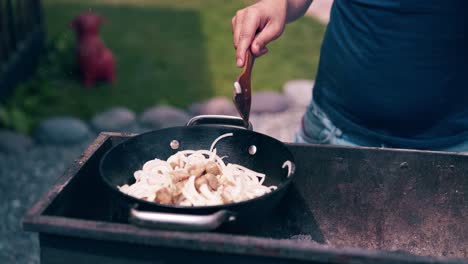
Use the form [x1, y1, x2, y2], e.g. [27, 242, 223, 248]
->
[1, 0, 325, 133]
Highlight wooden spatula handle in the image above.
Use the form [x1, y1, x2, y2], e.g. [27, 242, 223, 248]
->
[233, 49, 255, 125]
[241, 49, 255, 81]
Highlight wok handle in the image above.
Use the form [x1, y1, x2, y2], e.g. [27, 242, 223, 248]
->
[129, 208, 236, 231]
[186, 115, 253, 130]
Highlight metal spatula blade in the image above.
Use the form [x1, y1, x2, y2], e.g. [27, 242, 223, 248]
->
[233, 50, 255, 126]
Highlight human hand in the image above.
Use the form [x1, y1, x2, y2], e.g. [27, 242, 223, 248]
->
[232, 0, 287, 67]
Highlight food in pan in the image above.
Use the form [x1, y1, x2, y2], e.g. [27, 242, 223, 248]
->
[118, 133, 278, 206]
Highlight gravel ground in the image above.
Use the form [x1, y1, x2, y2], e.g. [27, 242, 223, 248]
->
[0, 108, 305, 263]
[0, 139, 93, 264]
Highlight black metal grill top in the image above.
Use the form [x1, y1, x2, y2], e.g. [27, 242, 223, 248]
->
[23, 133, 468, 264]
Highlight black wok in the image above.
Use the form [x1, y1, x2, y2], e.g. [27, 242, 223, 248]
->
[99, 115, 296, 231]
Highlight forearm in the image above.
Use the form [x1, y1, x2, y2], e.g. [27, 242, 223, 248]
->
[286, 0, 313, 22]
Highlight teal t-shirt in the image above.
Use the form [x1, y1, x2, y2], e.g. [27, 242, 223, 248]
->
[313, 0, 468, 149]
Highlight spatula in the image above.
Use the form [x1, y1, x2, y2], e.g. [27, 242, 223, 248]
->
[233, 50, 255, 127]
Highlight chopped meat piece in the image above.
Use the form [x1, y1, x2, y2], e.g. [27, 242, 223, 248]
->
[173, 192, 183, 203]
[154, 188, 172, 204]
[170, 170, 190, 183]
[167, 155, 184, 169]
[195, 174, 208, 190]
[221, 191, 232, 204]
[220, 178, 235, 187]
[205, 173, 219, 190]
[174, 181, 186, 196]
[188, 164, 205, 178]
[175, 196, 186, 204]
[169, 161, 178, 169]
[195, 173, 218, 191]
[205, 161, 221, 175]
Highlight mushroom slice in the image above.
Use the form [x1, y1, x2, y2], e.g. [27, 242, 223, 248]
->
[155, 187, 173, 205]
[205, 161, 222, 175]
[188, 164, 206, 178]
[171, 170, 190, 183]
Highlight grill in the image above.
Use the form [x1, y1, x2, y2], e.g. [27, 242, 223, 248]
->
[23, 132, 468, 264]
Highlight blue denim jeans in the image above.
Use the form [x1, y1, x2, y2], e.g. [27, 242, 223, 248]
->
[295, 99, 468, 153]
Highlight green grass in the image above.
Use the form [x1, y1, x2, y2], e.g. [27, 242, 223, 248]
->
[2, 0, 325, 132]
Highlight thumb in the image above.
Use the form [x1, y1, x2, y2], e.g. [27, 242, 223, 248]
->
[251, 23, 283, 55]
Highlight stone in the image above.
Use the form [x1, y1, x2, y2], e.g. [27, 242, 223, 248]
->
[91, 107, 136, 132]
[0, 130, 33, 154]
[34, 117, 91, 145]
[282, 79, 314, 107]
[189, 96, 238, 116]
[250, 108, 304, 143]
[290, 234, 313, 241]
[251, 91, 290, 114]
[11, 199, 21, 208]
[140, 106, 191, 129]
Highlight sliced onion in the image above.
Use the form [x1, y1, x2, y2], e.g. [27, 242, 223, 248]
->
[119, 133, 277, 206]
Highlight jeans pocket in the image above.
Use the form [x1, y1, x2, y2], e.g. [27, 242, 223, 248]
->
[303, 104, 335, 144]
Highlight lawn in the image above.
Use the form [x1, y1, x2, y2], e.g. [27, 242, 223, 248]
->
[2, 0, 326, 132]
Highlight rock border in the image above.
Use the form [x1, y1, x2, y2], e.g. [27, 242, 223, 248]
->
[0, 79, 314, 153]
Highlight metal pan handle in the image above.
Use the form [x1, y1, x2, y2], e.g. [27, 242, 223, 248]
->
[186, 115, 253, 131]
[129, 208, 236, 231]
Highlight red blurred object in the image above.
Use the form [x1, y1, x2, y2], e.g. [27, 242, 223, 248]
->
[71, 11, 116, 87]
